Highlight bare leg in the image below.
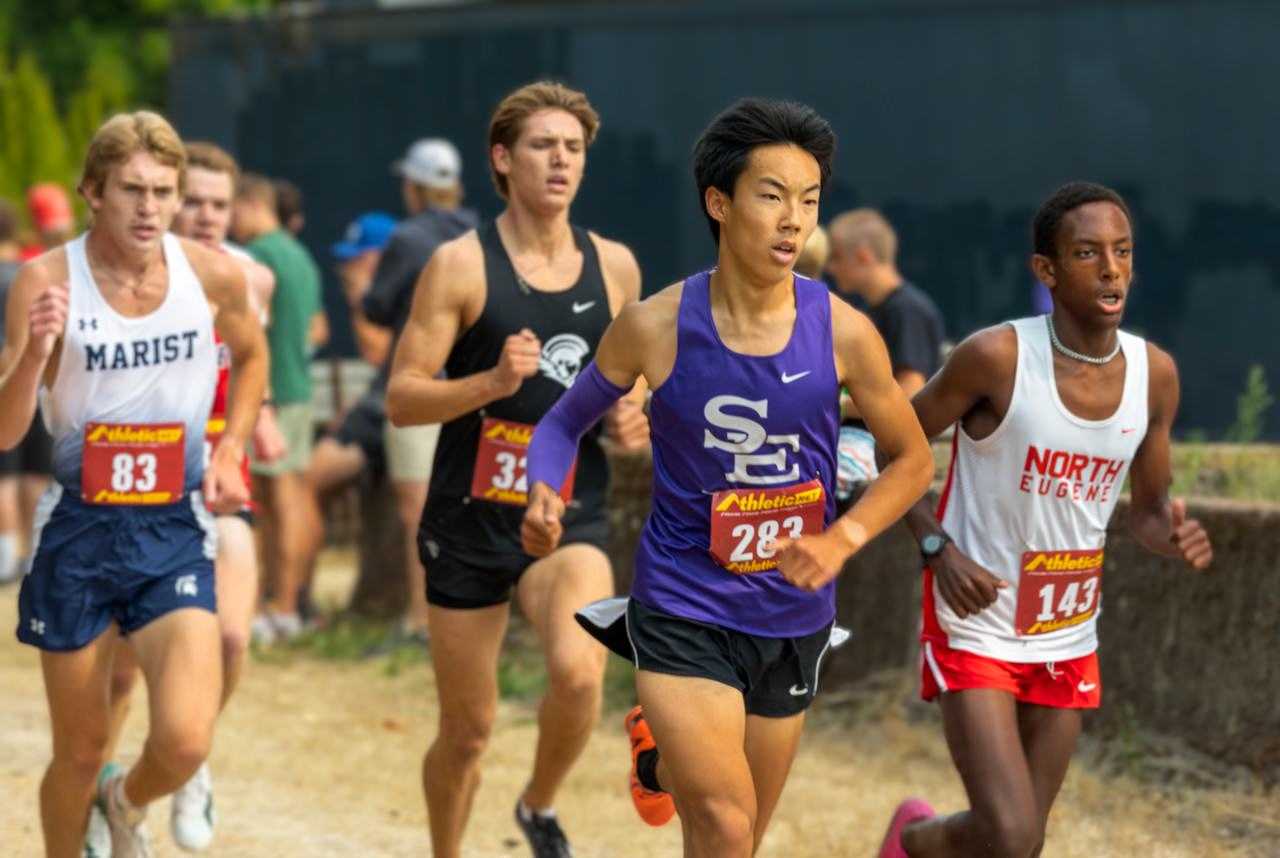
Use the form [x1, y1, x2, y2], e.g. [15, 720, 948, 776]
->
[742, 712, 806, 853]
[422, 602, 509, 858]
[902, 689, 1066, 858]
[38, 626, 119, 858]
[214, 516, 258, 706]
[393, 479, 430, 632]
[637, 671, 756, 858]
[104, 639, 141, 762]
[121, 609, 222, 806]
[296, 439, 366, 599]
[515, 543, 612, 810]
[263, 471, 307, 616]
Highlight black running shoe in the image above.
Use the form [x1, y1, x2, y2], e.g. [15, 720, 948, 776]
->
[514, 800, 573, 858]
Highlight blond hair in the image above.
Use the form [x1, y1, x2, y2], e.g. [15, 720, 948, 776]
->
[185, 141, 240, 187]
[796, 225, 830, 278]
[80, 111, 186, 196]
[488, 81, 600, 198]
[829, 208, 898, 265]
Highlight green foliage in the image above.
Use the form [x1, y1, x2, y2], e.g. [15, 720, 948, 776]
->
[0, 1, 268, 217]
[1225, 365, 1273, 444]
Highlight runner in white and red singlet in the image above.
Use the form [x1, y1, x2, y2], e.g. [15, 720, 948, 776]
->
[876, 182, 1213, 858]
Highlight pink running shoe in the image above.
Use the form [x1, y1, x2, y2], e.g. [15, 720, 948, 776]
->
[877, 797, 935, 858]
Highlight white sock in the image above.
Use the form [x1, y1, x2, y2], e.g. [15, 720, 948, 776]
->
[113, 777, 146, 825]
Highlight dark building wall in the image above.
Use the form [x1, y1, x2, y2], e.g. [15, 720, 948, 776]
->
[170, 0, 1280, 437]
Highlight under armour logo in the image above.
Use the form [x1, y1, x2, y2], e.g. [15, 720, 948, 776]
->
[78, 318, 98, 331]
[29, 618, 46, 635]
[175, 575, 198, 597]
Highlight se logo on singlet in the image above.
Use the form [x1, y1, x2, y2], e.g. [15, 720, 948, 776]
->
[703, 396, 825, 574]
[703, 395, 800, 486]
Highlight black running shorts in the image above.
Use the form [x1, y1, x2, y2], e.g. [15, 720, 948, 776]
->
[624, 598, 835, 718]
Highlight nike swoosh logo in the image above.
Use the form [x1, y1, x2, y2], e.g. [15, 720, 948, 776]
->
[1077, 681, 1097, 693]
[788, 684, 809, 696]
[572, 301, 596, 314]
[1121, 428, 1136, 434]
[781, 371, 811, 384]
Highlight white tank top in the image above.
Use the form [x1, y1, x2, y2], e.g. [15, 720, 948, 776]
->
[927, 316, 1149, 662]
[41, 233, 217, 497]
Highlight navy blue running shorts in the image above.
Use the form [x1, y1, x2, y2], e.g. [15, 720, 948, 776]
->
[16, 485, 218, 651]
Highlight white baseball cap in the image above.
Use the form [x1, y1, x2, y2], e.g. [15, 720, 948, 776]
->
[393, 138, 462, 189]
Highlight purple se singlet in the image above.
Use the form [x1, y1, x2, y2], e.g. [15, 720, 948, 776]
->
[632, 270, 841, 637]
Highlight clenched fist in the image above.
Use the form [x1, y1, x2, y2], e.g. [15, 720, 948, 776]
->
[492, 328, 542, 398]
[26, 283, 70, 360]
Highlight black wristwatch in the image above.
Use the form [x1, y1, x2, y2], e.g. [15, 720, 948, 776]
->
[919, 531, 951, 560]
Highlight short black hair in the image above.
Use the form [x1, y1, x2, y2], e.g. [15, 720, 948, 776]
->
[693, 98, 836, 245]
[1032, 182, 1132, 257]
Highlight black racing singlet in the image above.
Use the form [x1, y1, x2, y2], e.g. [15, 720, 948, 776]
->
[420, 221, 613, 560]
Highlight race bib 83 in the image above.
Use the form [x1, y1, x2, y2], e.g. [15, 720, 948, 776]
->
[82, 422, 185, 505]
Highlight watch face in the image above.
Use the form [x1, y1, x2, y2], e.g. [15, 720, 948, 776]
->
[921, 534, 945, 555]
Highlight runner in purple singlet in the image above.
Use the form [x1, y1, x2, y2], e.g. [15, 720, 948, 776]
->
[522, 98, 934, 857]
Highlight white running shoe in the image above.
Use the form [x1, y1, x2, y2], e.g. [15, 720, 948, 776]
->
[250, 613, 278, 646]
[100, 768, 153, 858]
[171, 762, 215, 852]
[83, 792, 112, 858]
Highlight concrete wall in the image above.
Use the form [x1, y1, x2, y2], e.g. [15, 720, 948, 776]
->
[603, 451, 1280, 773]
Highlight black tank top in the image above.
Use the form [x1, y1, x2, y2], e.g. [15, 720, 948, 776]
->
[421, 221, 613, 558]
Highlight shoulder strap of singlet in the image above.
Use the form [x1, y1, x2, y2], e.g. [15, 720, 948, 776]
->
[570, 225, 608, 302]
[477, 220, 515, 303]
[675, 270, 715, 356]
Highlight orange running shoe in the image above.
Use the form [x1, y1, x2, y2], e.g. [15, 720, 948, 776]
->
[624, 705, 676, 827]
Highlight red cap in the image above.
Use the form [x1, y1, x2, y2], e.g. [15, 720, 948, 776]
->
[27, 183, 73, 233]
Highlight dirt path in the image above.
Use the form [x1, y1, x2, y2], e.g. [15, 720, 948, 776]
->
[1, 550, 1272, 856]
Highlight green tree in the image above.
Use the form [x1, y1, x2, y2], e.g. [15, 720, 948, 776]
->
[0, 54, 72, 202]
[1225, 365, 1274, 444]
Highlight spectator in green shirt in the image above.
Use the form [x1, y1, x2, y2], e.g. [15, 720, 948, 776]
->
[232, 173, 328, 640]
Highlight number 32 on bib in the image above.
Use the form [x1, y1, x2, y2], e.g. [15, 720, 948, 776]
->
[471, 417, 576, 507]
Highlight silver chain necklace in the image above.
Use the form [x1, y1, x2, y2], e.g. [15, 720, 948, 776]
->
[1045, 315, 1121, 365]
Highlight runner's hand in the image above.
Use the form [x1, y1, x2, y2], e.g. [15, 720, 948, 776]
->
[26, 283, 69, 360]
[1170, 498, 1212, 570]
[604, 397, 649, 452]
[492, 328, 542, 397]
[931, 542, 1008, 618]
[772, 520, 867, 592]
[521, 481, 565, 557]
[252, 405, 288, 464]
[204, 439, 250, 515]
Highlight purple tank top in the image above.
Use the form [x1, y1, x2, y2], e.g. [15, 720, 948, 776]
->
[633, 270, 840, 637]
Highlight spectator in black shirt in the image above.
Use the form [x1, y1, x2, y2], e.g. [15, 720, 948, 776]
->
[363, 138, 479, 638]
[827, 208, 945, 498]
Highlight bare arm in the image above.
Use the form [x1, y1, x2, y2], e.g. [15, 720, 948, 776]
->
[898, 326, 1017, 615]
[594, 235, 650, 449]
[348, 306, 392, 367]
[308, 310, 329, 349]
[189, 242, 268, 511]
[1127, 345, 1212, 568]
[841, 367, 928, 420]
[770, 300, 933, 591]
[386, 235, 536, 427]
[0, 260, 67, 450]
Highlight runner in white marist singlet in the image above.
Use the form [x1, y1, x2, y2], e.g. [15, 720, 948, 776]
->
[40, 233, 217, 510]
